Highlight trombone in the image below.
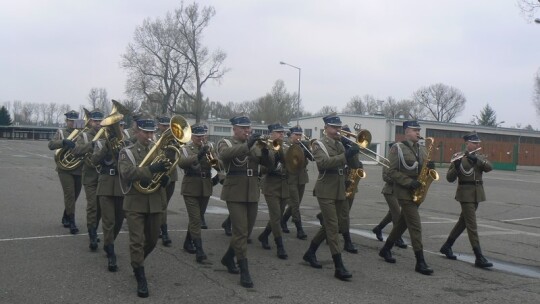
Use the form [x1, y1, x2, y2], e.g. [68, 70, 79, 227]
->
[338, 129, 390, 168]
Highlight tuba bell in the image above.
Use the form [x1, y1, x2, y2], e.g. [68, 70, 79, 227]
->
[54, 108, 92, 170]
[133, 115, 191, 194]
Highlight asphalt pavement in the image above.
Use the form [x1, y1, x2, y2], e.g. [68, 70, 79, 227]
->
[1, 139, 539, 304]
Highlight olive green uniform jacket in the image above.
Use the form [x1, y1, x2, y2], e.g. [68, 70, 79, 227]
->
[389, 140, 428, 200]
[446, 154, 492, 203]
[178, 142, 213, 197]
[48, 127, 82, 175]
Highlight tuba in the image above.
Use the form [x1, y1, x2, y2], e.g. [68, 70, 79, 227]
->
[133, 115, 191, 194]
[100, 100, 131, 155]
[54, 109, 92, 170]
[412, 137, 440, 205]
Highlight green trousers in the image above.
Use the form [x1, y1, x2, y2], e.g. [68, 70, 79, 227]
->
[161, 182, 176, 225]
[125, 211, 162, 268]
[183, 195, 210, 240]
[286, 183, 306, 223]
[99, 196, 124, 246]
[378, 194, 401, 228]
[386, 200, 423, 251]
[58, 171, 82, 216]
[264, 195, 288, 238]
[447, 202, 480, 248]
[84, 181, 100, 230]
[312, 198, 348, 255]
[227, 201, 258, 260]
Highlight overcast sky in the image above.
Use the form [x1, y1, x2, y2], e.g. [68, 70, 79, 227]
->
[2, 0, 540, 128]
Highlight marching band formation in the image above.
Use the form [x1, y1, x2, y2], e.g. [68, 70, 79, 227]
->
[48, 103, 494, 298]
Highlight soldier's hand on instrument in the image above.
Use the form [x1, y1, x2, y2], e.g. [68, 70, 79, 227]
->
[427, 161, 435, 169]
[197, 146, 209, 160]
[453, 158, 461, 168]
[358, 161, 364, 169]
[261, 147, 269, 156]
[247, 133, 261, 149]
[345, 144, 360, 159]
[159, 175, 170, 188]
[467, 153, 478, 163]
[409, 180, 422, 190]
[149, 160, 169, 173]
[62, 139, 76, 149]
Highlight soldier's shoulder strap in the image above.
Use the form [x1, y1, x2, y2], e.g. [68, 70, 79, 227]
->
[121, 146, 137, 166]
[57, 128, 65, 140]
[314, 140, 329, 157]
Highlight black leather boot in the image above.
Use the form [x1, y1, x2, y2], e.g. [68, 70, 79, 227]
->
[372, 225, 383, 241]
[473, 247, 493, 268]
[160, 224, 171, 247]
[281, 210, 290, 233]
[332, 253, 352, 280]
[68, 214, 79, 234]
[237, 258, 253, 288]
[440, 238, 457, 260]
[201, 214, 208, 229]
[183, 231, 196, 254]
[221, 246, 239, 274]
[88, 227, 98, 251]
[257, 227, 272, 250]
[378, 242, 396, 263]
[395, 237, 408, 249]
[316, 213, 324, 226]
[414, 250, 434, 275]
[192, 238, 207, 263]
[303, 241, 322, 269]
[294, 220, 307, 240]
[221, 216, 232, 236]
[61, 210, 70, 228]
[104, 244, 118, 272]
[275, 237, 288, 260]
[133, 266, 149, 298]
[342, 232, 358, 254]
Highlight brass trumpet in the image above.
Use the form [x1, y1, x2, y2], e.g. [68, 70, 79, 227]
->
[204, 142, 220, 169]
[256, 135, 282, 151]
[338, 129, 390, 168]
[133, 115, 191, 194]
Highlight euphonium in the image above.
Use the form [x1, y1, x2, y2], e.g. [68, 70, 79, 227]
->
[54, 109, 92, 170]
[133, 115, 191, 194]
[412, 137, 439, 205]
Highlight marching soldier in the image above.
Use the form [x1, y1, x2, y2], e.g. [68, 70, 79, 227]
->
[218, 115, 266, 288]
[91, 120, 127, 273]
[280, 125, 312, 240]
[440, 132, 494, 268]
[118, 113, 170, 298]
[48, 110, 83, 234]
[257, 123, 289, 259]
[177, 124, 214, 263]
[371, 142, 408, 249]
[155, 116, 176, 246]
[302, 114, 358, 281]
[72, 109, 104, 250]
[378, 120, 435, 275]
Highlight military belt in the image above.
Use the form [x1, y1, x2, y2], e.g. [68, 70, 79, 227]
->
[227, 169, 254, 177]
[459, 180, 483, 185]
[319, 169, 344, 175]
[268, 172, 287, 179]
[100, 167, 117, 176]
[185, 171, 211, 178]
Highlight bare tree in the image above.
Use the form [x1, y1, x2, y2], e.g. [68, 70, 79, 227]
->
[412, 83, 466, 122]
[122, 12, 191, 116]
[171, 2, 229, 123]
[249, 80, 296, 124]
[88, 88, 99, 109]
[21, 102, 35, 124]
[517, 0, 540, 22]
[97, 88, 110, 114]
[317, 106, 338, 115]
[534, 69, 540, 116]
[46, 102, 58, 125]
[12, 100, 22, 123]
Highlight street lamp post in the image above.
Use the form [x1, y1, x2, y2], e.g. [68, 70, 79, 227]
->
[279, 61, 301, 125]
